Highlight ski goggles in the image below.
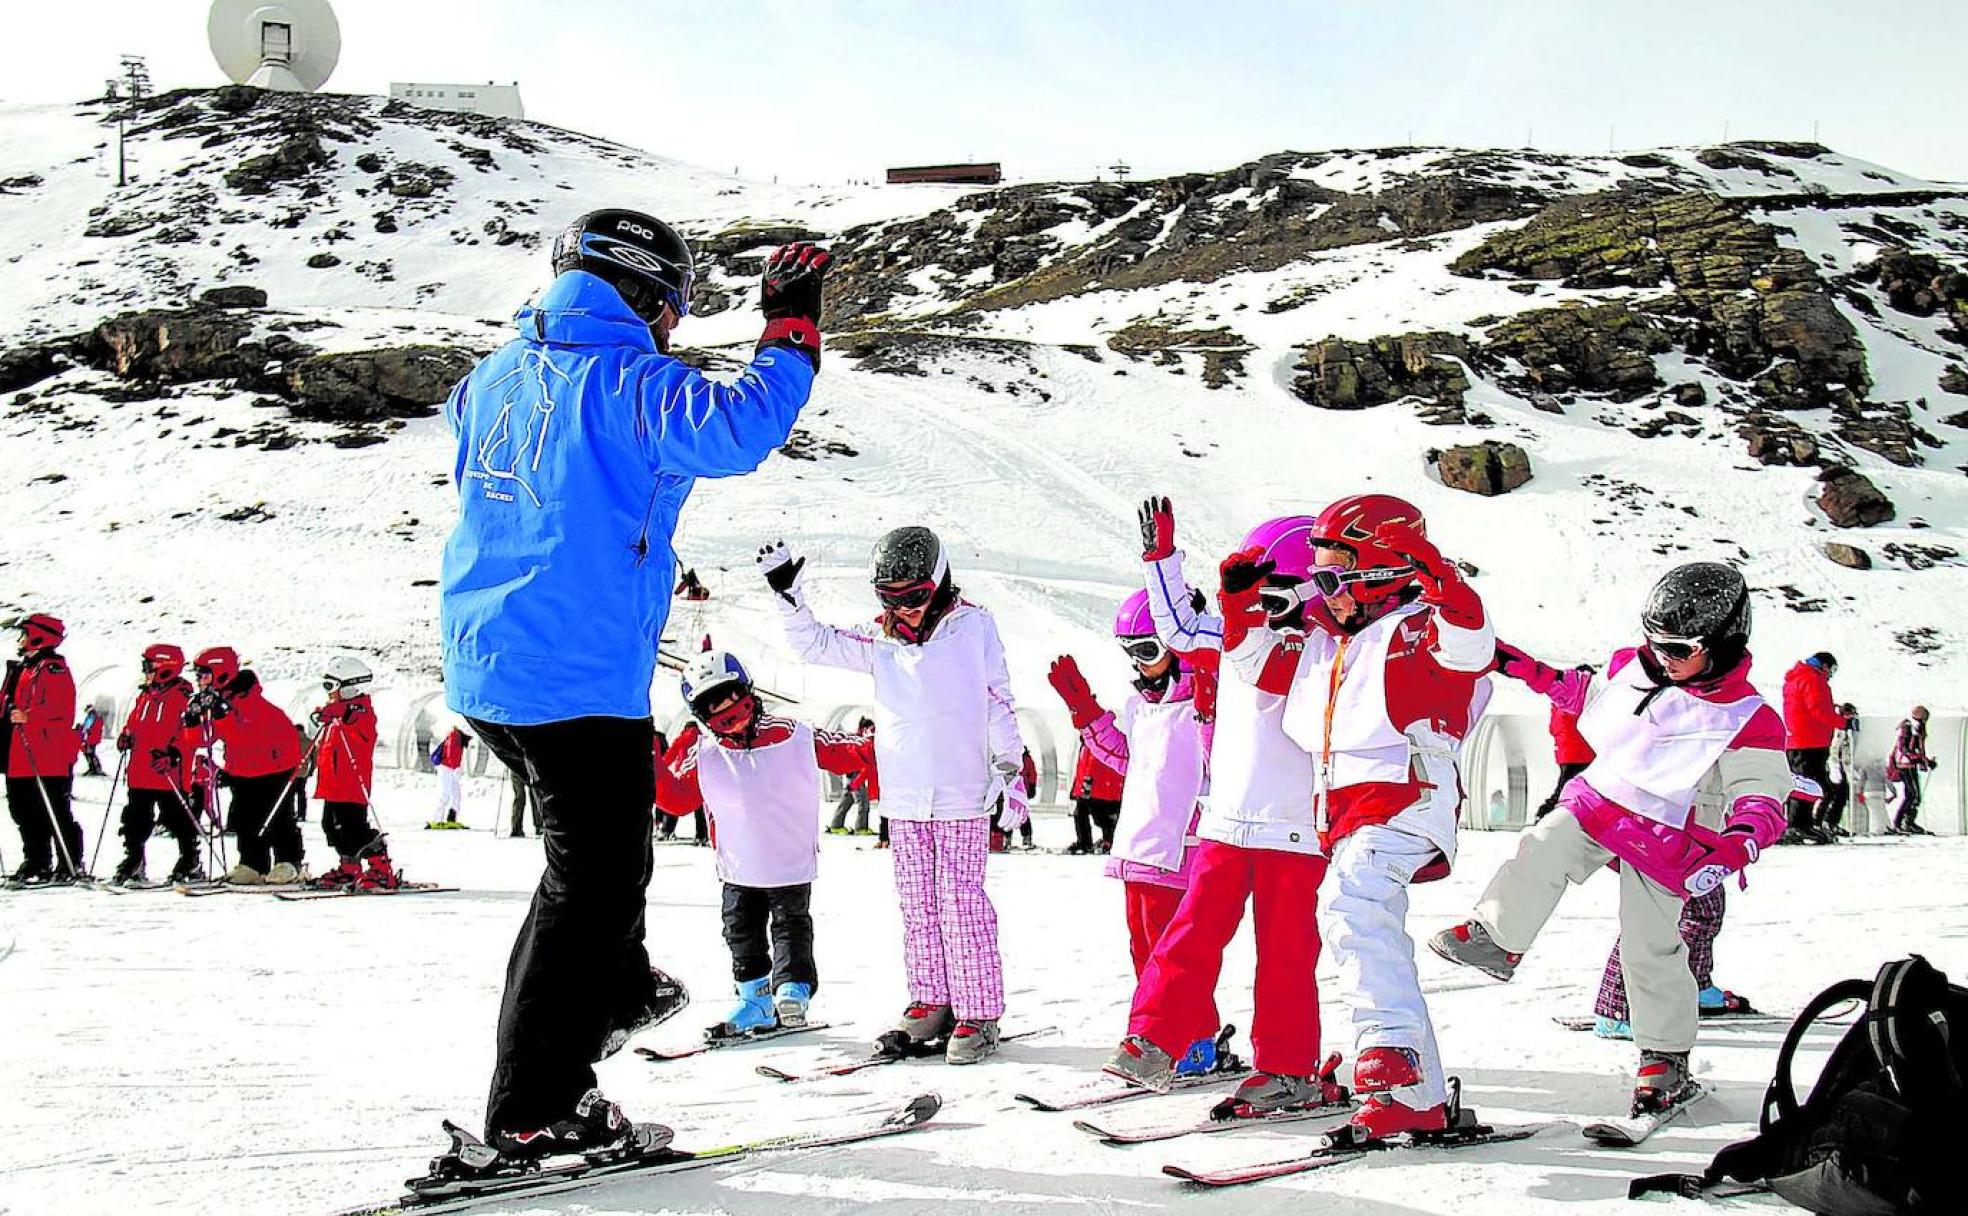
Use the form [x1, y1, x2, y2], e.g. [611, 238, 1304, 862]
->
[322, 678, 369, 694]
[1645, 634, 1707, 662]
[875, 580, 938, 610]
[582, 233, 693, 318]
[1259, 564, 1418, 615]
[1118, 635, 1167, 665]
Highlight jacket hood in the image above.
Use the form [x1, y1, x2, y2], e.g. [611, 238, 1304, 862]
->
[513, 271, 658, 351]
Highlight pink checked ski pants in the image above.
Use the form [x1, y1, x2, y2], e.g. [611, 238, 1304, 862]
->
[890, 817, 1004, 1020]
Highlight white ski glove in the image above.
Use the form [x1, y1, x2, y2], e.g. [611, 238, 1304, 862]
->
[756, 541, 807, 606]
[994, 761, 1030, 833]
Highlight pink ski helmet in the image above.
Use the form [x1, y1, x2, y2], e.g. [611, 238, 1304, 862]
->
[1113, 588, 1155, 637]
[1238, 516, 1320, 581]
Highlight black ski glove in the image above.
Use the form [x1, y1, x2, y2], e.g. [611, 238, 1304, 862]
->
[760, 242, 832, 324]
[1138, 496, 1175, 561]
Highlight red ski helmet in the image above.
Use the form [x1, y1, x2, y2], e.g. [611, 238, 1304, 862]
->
[142, 643, 186, 680]
[1309, 494, 1425, 605]
[17, 613, 64, 651]
[193, 645, 241, 689]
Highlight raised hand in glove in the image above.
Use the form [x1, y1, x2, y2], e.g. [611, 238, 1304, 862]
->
[1047, 656, 1104, 730]
[1367, 521, 1451, 595]
[757, 242, 831, 367]
[1217, 546, 1274, 651]
[755, 541, 807, 605]
[1138, 496, 1176, 562]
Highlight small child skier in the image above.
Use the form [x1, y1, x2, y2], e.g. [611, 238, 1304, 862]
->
[760, 527, 1027, 1064]
[111, 643, 202, 885]
[1430, 561, 1788, 1121]
[185, 646, 306, 885]
[312, 656, 398, 890]
[1048, 588, 1221, 1076]
[430, 726, 470, 827]
[654, 650, 875, 1040]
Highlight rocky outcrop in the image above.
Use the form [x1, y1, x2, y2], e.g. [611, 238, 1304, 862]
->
[1942, 365, 1968, 396]
[224, 130, 329, 195]
[1822, 542, 1871, 570]
[199, 285, 268, 309]
[1834, 400, 1935, 468]
[1108, 321, 1252, 388]
[285, 346, 480, 421]
[1483, 303, 1668, 400]
[85, 309, 256, 382]
[1435, 441, 1533, 496]
[1851, 249, 1968, 334]
[1740, 414, 1820, 466]
[1816, 467, 1895, 527]
[1290, 332, 1471, 411]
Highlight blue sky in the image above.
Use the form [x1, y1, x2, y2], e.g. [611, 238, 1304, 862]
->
[6, 1, 1966, 183]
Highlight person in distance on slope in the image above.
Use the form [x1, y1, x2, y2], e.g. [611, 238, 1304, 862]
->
[1067, 737, 1123, 854]
[185, 647, 306, 885]
[78, 704, 106, 777]
[1049, 588, 1223, 1079]
[654, 651, 876, 1040]
[111, 643, 202, 885]
[1886, 705, 1937, 835]
[312, 657, 398, 890]
[431, 725, 470, 826]
[1108, 499, 1348, 1113]
[1779, 651, 1847, 845]
[440, 207, 825, 1161]
[826, 716, 878, 835]
[1430, 562, 1789, 1120]
[3, 614, 86, 883]
[1227, 495, 1493, 1139]
[760, 527, 1026, 1065]
[1819, 704, 1858, 839]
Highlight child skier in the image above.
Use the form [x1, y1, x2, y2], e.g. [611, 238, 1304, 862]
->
[1049, 588, 1222, 1076]
[1223, 494, 1493, 1138]
[760, 527, 1026, 1064]
[78, 705, 106, 777]
[1430, 561, 1788, 1121]
[313, 657, 397, 890]
[1886, 706, 1936, 835]
[431, 726, 470, 826]
[111, 643, 201, 884]
[654, 650, 875, 1040]
[185, 646, 306, 885]
[1105, 501, 1346, 1114]
[3, 614, 86, 883]
[1588, 887, 1753, 1039]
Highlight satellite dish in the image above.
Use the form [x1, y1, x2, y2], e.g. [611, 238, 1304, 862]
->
[208, 0, 341, 93]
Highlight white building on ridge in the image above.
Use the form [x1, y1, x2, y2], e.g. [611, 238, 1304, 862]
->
[388, 82, 524, 119]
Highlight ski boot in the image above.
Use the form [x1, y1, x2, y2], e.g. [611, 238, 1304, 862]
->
[1215, 1052, 1347, 1117]
[489, 1088, 672, 1162]
[316, 858, 362, 890]
[1427, 920, 1521, 982]
[892, 1001, 954, 1046]
[1697, 986, 1755, 1016]
[1594, 1016, 1634, 1040]
[1347, 1046, 1448, 1140]
[111, 855, 146, 886]
[7, 861, 51, 886]
[945, 1018, 1000, 1065]
[224, 863, 265, 886]
[773, 981, 813, 1029]
[708, 977, 777, 1041]
[266, 861, 301, 885]
[1632, 1049, 1698, 1116]
[1174, 1025, 1232, 1077]
[359, 853, 400, 891]
[168, 857, 207, 885]
[595, 967, 690, 1061]
[1103, 1034, 1177, 1093]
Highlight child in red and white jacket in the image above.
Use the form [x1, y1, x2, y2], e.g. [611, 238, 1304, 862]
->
[186, 646, 306, 884]
[112, 643, 199, 884]
[4, 613, 85, 882]
[1432, 561, 1789, 1120]
[313, 657, 394, 890]
[655, 650, 874, 1040]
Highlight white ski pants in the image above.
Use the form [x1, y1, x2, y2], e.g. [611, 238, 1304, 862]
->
[1473, 809, 1696, 1053]
[1322, 824, 1448, 1108]
[435, 767, 463, 821]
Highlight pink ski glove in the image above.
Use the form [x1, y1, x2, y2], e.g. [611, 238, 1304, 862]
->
[1684, 827, 1758, 896]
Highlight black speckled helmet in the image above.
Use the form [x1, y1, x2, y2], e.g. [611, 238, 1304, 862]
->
[870, 526, 948, 588]
[1641, 561, 1751, 672]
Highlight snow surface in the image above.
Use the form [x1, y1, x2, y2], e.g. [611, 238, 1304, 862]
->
[1, 772, 1960, 1216]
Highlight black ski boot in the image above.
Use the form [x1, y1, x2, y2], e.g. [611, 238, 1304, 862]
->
[168, 856, 207, 884]
[7, 861, 52, 887]
[595, 967, 689, 1062]
[489, 1088, 672, 1161]
[112, 855, 146, 886]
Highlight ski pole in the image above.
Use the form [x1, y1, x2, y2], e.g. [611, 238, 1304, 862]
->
[332, 726, 385, 840]
[256, 719, 328, 841]
[13, 727, 83, 878]
[86, 747, 130, 876]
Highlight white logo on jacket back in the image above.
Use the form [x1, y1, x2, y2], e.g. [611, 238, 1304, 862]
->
[465, 350, 569, 508]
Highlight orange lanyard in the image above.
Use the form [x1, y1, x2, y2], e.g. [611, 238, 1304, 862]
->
[1316, 635, 1350, 824]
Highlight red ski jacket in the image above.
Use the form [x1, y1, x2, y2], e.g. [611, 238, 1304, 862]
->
[198, 673, 301, 778]
[1549, 706, 1596, 766]
[79, 713, 105, 748]
[1782, 662, 1845, 750]
[4, 653, 80, 779]
[1071, 741, 1124, 802]
[436, 728, 468, 770]
[313, 695, 376, 803]
[121, 678, 194, 792]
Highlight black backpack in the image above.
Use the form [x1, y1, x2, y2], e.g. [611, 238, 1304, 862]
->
[1632, 956, 1968, 1213]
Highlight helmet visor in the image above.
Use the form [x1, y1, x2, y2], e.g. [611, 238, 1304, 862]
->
[876, 580, 938, 610]
[1645, 634, 1706, 662]
[1118, 636, 1167, 665]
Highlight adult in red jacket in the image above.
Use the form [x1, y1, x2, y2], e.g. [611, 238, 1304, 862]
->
[4, 614, 85, 882]
[186, 646, 304, 883]
[1536, 698, 1598, 822]
[313, 656, 395, 889]
[112, 644, 202, 884]
[1780, 652, 1845, 844]
[1069, 739, 1124, 854]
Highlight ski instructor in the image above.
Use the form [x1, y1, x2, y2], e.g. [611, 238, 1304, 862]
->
[440, 209, 829, 1160]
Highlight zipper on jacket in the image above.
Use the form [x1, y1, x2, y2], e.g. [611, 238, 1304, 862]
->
[633, 485, 661, 566]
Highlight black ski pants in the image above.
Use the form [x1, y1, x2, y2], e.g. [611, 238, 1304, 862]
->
[1784, 748, 1832, 834]
[6, 775, 80, 874]
[1819, 774, 1850, 830]
[720, 881, 818, 991]
[507, 768, 541, 837]
[1072, 797, 1119, 850]
[1895, 772, 1924, 830]
[470, 715, 660, 1135]
[121, 787, 199, 864]
[1535, 762, 1591, 822]
[322, 800, 383, 859]
[226, 770, 303, 873]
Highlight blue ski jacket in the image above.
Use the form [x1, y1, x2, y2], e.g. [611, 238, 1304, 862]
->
[440, 270, 815, 725]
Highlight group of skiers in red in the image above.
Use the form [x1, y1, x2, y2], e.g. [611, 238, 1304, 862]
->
[1, 613, 396, 890]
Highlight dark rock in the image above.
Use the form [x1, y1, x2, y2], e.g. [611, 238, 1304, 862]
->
[224, 131, 329, 195]
[199, 285, 268, 309]
[1851, 248, 1968, 322]
[373, 213, 398, 234]
[1483, 303, 1668, 399]
[355, 152, 386, 174]
[1435, 441, 1534, 496]
[210, 85, 258, 114]
[1291, 332, 1471, 412]
[1740, 414, 1820, 466]
[0, 345, 64, 394]
[306, 253, 342, 269]
[1670, 382, 1707, 407]
[85, 309, 254, 382]
[1834, 400, 1934, 467]
[381, 162, 454, 199]
[0, 173, 44, 193]
[1816, 467, 1895, 527]
[84, 211, 160, 238]
[1696, 147, 1784, 175]
[1822, 542, 1871, 570]
[1942, 366, 1968, 396]
[1109, 321, 1252, 389]
[285, 346, 483, 421]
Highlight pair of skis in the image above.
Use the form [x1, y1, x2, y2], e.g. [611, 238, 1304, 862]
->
[341, 1092, 942, 1215]
[635, 1021, 832, 1063]
[755, 1025, 1057, 1082]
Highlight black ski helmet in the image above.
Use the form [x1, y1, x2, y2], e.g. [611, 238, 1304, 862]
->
[551, 209, 694, 325]
[1641, 561, 1751, 672]
[870, 526, 948, 587]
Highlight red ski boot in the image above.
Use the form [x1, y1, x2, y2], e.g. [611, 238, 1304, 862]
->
[315, 859, 362, 890]
[359, 853, 401, 891]
[1349, 1046, 1447, 1140]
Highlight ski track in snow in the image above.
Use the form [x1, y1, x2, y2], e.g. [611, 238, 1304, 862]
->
[0, 766, 1959, 1216]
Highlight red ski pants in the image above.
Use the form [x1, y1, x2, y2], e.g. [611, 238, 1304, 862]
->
[1125, 880, 1187, 978]
[1128, 841, 1328, 1077]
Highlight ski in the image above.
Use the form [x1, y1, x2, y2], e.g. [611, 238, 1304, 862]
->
[275, 883, 457, 901]
[98, 880, 189, 895]
[757, 1026, 1057, 1082]
[336, 1092, 942, 1216]
[1162, 1124, 1543, 1187]
[1076, 1095, 1353, 1145]
[1553, 1013, 1782, 1032]
[636, 1023, 832, 1062]
[1015, 1067, 1251, 1113]
[177, 882, 309, 897]
[1, 877, 97, 892]
[1582, 1082, 1710, 1147]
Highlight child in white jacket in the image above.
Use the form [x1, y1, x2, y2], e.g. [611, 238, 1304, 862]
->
[759, 528, 1026, 1065]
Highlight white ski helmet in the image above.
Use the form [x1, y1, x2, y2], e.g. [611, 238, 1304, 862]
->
[681, 650, 751, 717]
[323, 655, 373, 696]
